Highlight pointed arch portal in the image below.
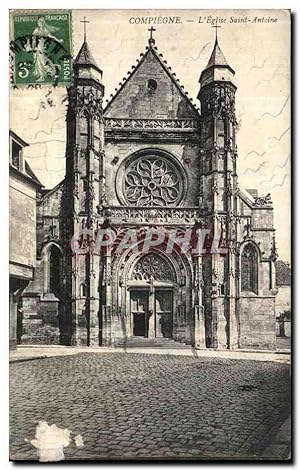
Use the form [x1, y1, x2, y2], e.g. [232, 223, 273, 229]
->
[129, 252, 175, 339]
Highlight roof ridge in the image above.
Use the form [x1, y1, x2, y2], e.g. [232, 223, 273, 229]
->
[103, 44, 200, 116]
[40, 179, 65, 201]
[24, 160, 43, 187]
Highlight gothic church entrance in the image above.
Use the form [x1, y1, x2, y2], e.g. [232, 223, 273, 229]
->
[130, 288, 173, 339]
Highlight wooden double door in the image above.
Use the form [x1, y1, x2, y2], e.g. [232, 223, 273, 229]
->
[130, 289, 173, 338]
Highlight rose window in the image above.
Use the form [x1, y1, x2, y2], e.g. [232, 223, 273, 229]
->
[123, 156, 183, 207]
[131, 254, 175, 282]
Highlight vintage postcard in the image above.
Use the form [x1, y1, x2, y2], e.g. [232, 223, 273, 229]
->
[9, 9, 291, 461]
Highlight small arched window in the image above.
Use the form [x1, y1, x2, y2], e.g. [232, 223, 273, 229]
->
[49, 245, 61, 297]
[241, 244, 258, 294]
[80, 283, 86, 298]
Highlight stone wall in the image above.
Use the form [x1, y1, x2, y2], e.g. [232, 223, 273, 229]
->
[21, 294, 60, 345]
[275, 286, 291, 316]
[21, 184, 66, 345]
[239, 297, 276, 349]
[9, 166, 38, 348]
[10, 174, 37, 268]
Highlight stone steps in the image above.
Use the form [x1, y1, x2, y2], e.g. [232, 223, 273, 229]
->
[113, 337, 190, 348]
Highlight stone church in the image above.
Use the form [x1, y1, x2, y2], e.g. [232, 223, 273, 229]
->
[19, 30, 278, 349]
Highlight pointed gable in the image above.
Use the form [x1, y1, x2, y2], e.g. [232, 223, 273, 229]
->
[39, 180, 65, 215]
[104, 46, 199, 120]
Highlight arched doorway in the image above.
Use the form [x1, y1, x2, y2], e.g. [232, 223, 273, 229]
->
[108, 234, 194, 346]
[128, 253, 176, 339]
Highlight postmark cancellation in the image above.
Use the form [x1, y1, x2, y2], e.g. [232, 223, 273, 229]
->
[10, 11, 72, 87]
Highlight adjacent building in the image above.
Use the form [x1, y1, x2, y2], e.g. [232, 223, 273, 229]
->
[9, 130, 42, 348]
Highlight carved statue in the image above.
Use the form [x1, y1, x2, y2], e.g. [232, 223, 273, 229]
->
[254, 193, 272, 206]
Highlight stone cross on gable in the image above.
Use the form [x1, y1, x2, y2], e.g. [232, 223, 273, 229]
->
[148, 26, 156, 40]
[148, 26, 156, 46]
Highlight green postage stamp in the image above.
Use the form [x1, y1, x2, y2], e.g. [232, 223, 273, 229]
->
[10, 11, 72, 86]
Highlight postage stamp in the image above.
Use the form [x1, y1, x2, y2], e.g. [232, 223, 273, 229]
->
[10, 11, 72, 86]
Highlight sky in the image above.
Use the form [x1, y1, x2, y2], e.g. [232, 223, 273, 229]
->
[9, 9, 291, 261]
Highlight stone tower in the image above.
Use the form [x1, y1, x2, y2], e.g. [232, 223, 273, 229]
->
[62, 39, 105, 345]
[198, 36, 239, 348]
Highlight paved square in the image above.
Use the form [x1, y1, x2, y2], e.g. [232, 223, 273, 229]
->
[10, 353, 290, 460]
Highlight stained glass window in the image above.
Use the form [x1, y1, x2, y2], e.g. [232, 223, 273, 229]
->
[124, 156, 183, 207]
[241, 244, 258, 293]
[49, 245, 61, 297]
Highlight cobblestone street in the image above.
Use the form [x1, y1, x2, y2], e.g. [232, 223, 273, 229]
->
[10, 352, 291, 461]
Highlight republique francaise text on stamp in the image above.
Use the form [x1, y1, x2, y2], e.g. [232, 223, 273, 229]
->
[10, 11, 72, 87]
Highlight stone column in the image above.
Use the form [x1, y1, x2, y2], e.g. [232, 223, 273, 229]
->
[89, 253, 100, 345]
[193, 255, 206, 348]
[71, 254, 80, 346]
[103, 250, 112, 345]
[148, 277, 155, 338]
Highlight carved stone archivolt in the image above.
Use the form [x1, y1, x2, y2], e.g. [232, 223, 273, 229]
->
[131, 253, 175, 282]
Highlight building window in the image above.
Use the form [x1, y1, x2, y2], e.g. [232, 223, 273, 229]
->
[124, 154, 184, 207]
[147, 79, 157, 93]
[241, 244, 258, 293]
[49, 246, 61, 297]
[80, 283, 86, 297]
[12, 141, 22, 170]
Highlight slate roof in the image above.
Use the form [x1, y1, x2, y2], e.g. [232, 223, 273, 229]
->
[40, 179, 64, 201]
[202, 38, 235, 75]
[25, 161, 43, 186]
[207, 39, 228, 68]
[74, 41, 102, 72]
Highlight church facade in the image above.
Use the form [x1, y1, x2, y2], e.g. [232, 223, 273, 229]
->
[19, 31, 278, 350]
